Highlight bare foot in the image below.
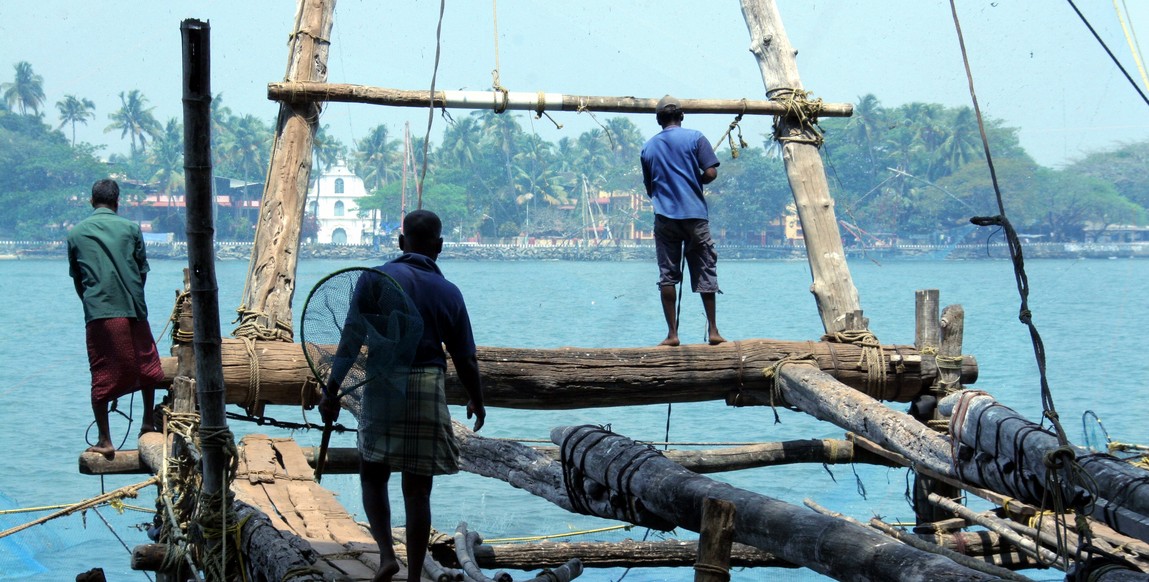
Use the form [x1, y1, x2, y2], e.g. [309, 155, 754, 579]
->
[372, 558, 400, 582]
[708, 333, 727, 346]
[86, 443, 116, 460]
[659, 337, 680, 347]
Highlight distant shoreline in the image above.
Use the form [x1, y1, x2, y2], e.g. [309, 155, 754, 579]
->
[3, 240, 1147, 261]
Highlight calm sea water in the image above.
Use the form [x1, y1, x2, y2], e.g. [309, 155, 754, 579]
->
[1, 255, 1145, 581]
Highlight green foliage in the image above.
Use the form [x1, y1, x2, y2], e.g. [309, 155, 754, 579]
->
[1, 64, 1144, 244]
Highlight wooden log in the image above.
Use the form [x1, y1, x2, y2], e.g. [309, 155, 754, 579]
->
[928, 493, 1065, 569]
[548, 425, 1000, 581]
[912, 302, 965, 524]
[741, 0, 863, 335]
[267, 82, 854, 117]
[943, 391, 1149, 544]
[867, 518, 1034, 581]
[157, 337, 977, 408]
[773, 363, 954, 476]
[235, 0, 335, 340]
[233, 500, 325, 581]
[460, 539, 791, 570]
[695, 498, 736, 582]
[296, 438, 899, 476]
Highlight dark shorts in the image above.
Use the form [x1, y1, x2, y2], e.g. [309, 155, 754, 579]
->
[86, 318, 164, 405]
[654, 215, 720, 293]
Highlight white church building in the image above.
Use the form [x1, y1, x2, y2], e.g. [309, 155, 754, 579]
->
[307, 160, 375, 245]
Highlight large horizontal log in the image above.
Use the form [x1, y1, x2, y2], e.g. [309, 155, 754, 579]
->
[159, 338, 977, 409]
[267, 82, 854, 117]
[455, 539, 792, 570]
[549, 424, 1000, 581]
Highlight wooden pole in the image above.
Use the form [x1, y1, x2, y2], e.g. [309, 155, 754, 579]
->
[695, 498, 736, 582]
[236, 0, 336, 342]
[181, 17, 230, 506]
[740, 0, 864, 335]
[267, 82, 854, 117]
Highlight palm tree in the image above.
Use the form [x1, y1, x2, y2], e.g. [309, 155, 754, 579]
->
[2, 61, 46, 115]
[353, 124, 400, 194]
[105, 90, 162, 156]
[56, 94, 96, 146]
[844, 94, 886, 170]
[314, 124, 346, 173]
[938, 107, 981, 176]
[439, 116, 482, 167]
[148, 118, 186, 230]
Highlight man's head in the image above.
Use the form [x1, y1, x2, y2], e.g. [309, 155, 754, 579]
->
[399, 209, 444, 259]
[91, 179, 120, 211]
[655, 95, 684, 128]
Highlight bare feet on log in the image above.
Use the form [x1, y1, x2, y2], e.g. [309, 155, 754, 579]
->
[372, 558, 400, 582]
[659, 333, 680, 347]
[86, 443, 116, 460]
[708, 332, 727, 345]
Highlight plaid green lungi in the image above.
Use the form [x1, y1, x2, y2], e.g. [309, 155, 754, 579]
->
[358, 366, 460, 476]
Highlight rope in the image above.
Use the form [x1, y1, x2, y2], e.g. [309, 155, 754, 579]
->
[711, 104, 749, 159]
[1066, 0, 1149, 107]
[168, 290, 194, 343]
[821, 329, 888, 397]
[760, 352, 818, 423]
[0, 476, 159, 540]
[769, 88, 825, 148]
[417, 0, 447, 210]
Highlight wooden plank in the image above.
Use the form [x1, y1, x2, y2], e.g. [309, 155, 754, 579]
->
[288, 481, 333, 541]
[259, 480, 311, 536]
[238, 434, 285, 484]
[272, 437, 318, 479]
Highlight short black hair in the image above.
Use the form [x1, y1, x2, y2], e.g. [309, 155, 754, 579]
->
[403, 209, 442, 244]
[91, 179, 120, 207]
[656, 109, 684, 127]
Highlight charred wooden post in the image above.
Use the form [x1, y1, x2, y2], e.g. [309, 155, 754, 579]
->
[548, 424, 1000, 581]
[740, 0, 863, 335]
[158, 338, 977, 409]
[695, 498, 736, 582]
[234, 0, 335, 344]
[910, 291, 963, 524]
[941, 392, 1149, 545]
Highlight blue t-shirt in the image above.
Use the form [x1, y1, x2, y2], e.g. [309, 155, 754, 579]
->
[640, 126, 720, 220]
[378, 253, 477, 369]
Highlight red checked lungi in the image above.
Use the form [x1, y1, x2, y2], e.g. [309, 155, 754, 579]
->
[85, 317, 164, 405]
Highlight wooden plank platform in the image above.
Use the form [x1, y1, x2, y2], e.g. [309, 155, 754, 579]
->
[234, 433, 407, 581]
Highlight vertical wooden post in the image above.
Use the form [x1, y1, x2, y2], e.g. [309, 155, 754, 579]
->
[937, 305, 966, 395]
[914, 290, 941, 352]
[235, 0, 336, 340]
[739, 0, 864, 335]
[695, 498, 736, 582]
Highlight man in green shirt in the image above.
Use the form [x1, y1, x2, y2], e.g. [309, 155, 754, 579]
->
[67, 179, 163, 459]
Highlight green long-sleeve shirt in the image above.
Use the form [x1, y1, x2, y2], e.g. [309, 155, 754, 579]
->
[66, 208, 151, 323]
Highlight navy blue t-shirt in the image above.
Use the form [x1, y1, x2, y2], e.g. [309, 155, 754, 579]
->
[377, 253, 477, 369]
[640, 126, 720, 220]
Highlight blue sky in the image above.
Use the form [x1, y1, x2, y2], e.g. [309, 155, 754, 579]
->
[2, 1, 1147, 168]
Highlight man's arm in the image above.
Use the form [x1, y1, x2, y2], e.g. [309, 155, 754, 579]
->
[701, 166, 718, 185]
[451, 352, 485, 431]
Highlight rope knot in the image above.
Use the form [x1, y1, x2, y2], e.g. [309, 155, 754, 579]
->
[1044, 446, 1076, 470]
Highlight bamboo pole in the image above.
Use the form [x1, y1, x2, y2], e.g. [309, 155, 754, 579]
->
[740, 0, 864, 335]
[180, 17, 230, 507]
[266, 82, 854, 117]
[236, 0, 336, 342]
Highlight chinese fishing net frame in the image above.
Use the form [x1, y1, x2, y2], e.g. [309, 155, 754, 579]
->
[300, 266, 423, 480]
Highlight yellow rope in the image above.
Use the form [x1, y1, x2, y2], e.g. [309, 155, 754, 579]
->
[770, 88, 825, 148]
[1113, 0, 1149, 92]
[822, 330, 887, 396]
[484, 524, 632, 544]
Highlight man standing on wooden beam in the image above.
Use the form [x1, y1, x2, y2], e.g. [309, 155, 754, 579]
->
[641, 95, 726, 347]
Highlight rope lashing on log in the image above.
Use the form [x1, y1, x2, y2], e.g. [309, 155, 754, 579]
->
[558, 425, 675, 531]
[759, 353, 818, 423]
[768, 88, 825, 148]
[232, 308, 294, 414]
[821, 330, 888, 398]
[934, 354, 965, 395]
[169, 290, 194, 343]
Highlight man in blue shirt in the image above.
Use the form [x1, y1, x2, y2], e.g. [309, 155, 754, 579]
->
[641, 95, 726, 346]
[320, 209, 485, 582]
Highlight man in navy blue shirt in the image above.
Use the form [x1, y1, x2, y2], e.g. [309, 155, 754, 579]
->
[320, 209, 485, 582]
[641, 95, 726, 346]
